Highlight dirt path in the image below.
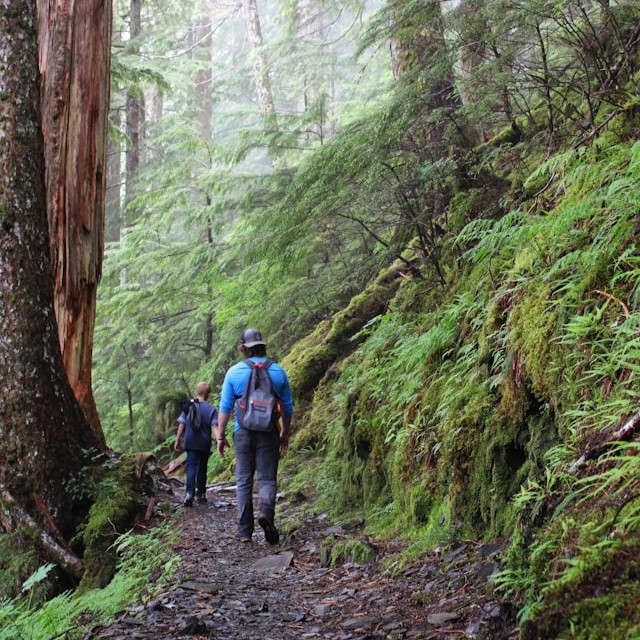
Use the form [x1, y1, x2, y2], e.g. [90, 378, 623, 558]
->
[88, 481, 517, 640]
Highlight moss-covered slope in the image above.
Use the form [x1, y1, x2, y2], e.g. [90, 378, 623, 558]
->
[284, 107, 640, 638]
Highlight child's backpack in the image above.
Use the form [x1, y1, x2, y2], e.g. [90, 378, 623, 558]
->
[183, 398, 202, 431]
[237, 359, 279, 431]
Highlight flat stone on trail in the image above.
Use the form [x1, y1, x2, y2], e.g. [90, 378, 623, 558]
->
[427, 611, 460, 625]
[253, 550, 294, 572]
[177, 580, 220, 593]
[444, 544, 467, 563]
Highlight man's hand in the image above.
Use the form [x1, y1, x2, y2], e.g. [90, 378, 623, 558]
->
[215, 413, 230, 457]
[279, 428, 289, 456]
[217, 437, 229, 457]
[174, 439, 181, 452]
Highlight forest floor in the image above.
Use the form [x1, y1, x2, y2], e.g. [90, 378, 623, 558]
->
[87, 479, 518, 640]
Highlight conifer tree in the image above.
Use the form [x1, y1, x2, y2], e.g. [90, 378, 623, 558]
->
[0, 0, 103, 570]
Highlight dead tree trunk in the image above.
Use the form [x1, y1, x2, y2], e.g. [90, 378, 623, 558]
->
[37, 0, 112, 447]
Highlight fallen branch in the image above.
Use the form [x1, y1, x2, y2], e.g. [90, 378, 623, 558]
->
[145, 497, 155, 521]
[0, 489, 83, 578]
[163, 453, 186, 476]
[589, 289, 630, 318]
[569, 411, 640, 474]
[613, 411, 640, 441]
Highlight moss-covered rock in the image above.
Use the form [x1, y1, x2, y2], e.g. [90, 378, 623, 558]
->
[319, 535, 376, 567]
[77, 454, 151, 593]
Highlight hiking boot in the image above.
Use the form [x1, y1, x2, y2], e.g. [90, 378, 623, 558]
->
[258, 513, 279, 545]
[183, 493, 194, 507]
[236, 534, 252, 543]
[196, 495, 208, 504]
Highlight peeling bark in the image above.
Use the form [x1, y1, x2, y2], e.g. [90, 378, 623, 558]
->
[0, 0, 99, 537]
[37, 0, 112, 447]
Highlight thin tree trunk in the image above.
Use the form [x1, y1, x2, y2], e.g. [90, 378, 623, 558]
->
[242, 0, 278, 133]
[536, 21, 556, 148]
[106, 24, 124, 244]
[196, 0, 215, 359]
[125, 0, 144, 220]
[295, 0, 325, 143]
[37, 0, 112, 447]
[106, 107, 122, 243]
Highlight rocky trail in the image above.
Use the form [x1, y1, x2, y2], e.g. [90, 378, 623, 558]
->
[88, 480, 518, 640]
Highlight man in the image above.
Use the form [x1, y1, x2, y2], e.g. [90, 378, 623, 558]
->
[175, 382, 218, 506]
[215, 329, 293, 544]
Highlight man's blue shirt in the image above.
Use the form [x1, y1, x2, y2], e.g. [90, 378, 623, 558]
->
[220, 357, 294, 432]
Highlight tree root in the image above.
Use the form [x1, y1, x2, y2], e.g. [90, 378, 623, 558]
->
[0, 488, 83, 578]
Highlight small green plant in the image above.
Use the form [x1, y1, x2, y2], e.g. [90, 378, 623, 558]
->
[0, 520, 179, 640]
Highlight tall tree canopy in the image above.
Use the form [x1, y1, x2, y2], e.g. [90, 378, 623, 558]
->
[94, 0, 640, 452]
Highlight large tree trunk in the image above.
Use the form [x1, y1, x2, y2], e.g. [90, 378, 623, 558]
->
[390, 0, 464, 155]
[457, 0, 487, 145]
[37, 0, 112, 448]
[0, 0, 101, 541]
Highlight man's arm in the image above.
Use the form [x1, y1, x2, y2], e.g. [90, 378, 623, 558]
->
[215, 412, 230, 456]
[174, 422, 185, 451]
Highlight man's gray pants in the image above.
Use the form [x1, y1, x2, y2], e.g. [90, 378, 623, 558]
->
[233, 427, 280, 537]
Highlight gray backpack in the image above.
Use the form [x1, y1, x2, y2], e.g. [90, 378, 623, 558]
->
[237, 359, 280, 431]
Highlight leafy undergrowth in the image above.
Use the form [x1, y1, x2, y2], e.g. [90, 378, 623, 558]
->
[0, 520, 179, 640]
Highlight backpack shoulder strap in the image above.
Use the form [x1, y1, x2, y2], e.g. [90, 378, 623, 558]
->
[243, 359, 255, 369]
[263, 359, 280, 398]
